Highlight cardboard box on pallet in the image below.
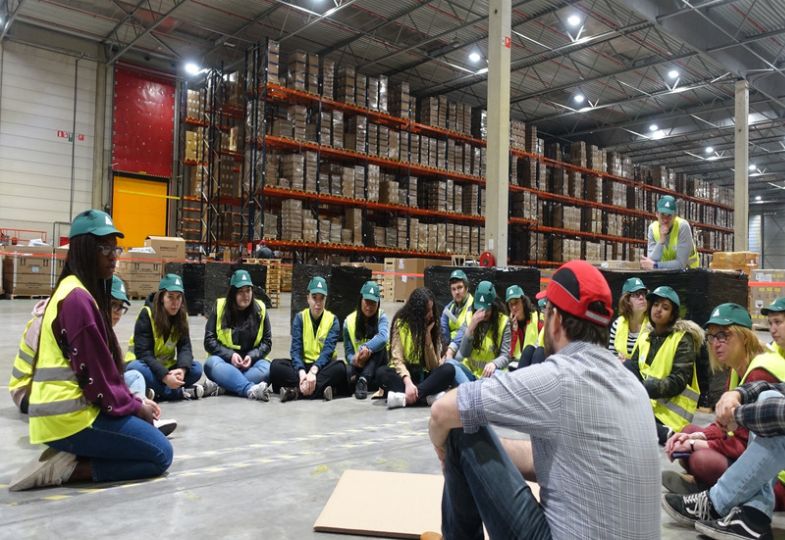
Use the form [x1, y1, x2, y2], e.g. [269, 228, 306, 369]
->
[355, 73, 368, 108]
[336, 66, 355, 104]
[367, 164, 380, 201]
[389, 81, 411, 119]
[749, 269, 785, 328]
[383, 257, 446, 302]
[2, 245, 55, 296]
[332, 110, 344, 148]
[265, 40, 280, 84]
[144, 237, 185, 261]
[345, 115, 367, 153]
[321, 58, 335, 99]
[368, 123, 379, 155]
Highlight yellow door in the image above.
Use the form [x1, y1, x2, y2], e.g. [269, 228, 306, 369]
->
[112, 175, 168, 249]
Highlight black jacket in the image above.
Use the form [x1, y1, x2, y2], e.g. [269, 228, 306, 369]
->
[133, 293, 194, 380]
[203, 300, 272, 362]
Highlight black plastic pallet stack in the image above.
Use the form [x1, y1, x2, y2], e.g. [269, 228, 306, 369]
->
[424, 266, 541, 312]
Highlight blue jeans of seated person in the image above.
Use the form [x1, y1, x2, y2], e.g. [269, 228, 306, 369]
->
[204, 355, 270, 397]
[442, 426, 552, 540]
[47, 412, 172, 482]
[124, 370, 146, 398]
[125, 360, 203, 401]
[709, 390, 785, 518]
[446, 359, 477, 386]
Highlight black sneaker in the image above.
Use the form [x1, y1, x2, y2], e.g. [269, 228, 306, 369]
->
[354, 377, 368, 400]
[202, 379, 225, 397]
[662, 491, 719, 526]
[279, 386, 299, 403]
[695, 506, 773, 540]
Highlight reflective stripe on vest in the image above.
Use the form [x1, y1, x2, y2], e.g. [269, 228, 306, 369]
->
[125, 306, 178, 368]
[9, 317, 39, 392]
[444, 294, 473, 340]
[511, 313, 539, 359]
[463, 314, 510, 377]
[613, 316, 647, 360]
[345, 309, 385, 357]
[215, 298, 266, 351]
[651, 216, 699, 269]
[28, 276, 99, 444]
[636, 328, 700, 432]
[300, 308, 337, 364]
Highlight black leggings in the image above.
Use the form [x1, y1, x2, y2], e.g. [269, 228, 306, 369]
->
[376, 363, 455, 404]
[269, 358, 349, 398]
[348, 349, 388, 389]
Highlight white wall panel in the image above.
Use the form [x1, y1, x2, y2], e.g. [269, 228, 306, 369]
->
[0, 41, 96, 240]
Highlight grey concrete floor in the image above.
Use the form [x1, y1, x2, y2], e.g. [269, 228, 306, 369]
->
[0, 294, 782, 539]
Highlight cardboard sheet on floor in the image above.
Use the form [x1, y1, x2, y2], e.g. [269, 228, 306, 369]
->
[313, 469, 539, 538]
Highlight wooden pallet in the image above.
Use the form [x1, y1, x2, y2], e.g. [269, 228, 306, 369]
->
[6, 294, 50, 300]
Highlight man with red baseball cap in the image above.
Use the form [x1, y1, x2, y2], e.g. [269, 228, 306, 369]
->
[429, 260, 661, 539]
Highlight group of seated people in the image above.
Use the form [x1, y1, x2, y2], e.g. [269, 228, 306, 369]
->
[5, 210, 785, 540]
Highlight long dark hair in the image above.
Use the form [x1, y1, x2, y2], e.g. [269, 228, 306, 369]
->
[354, 295, 379, 342]
[392, 287, 440, 363]
[472, 298, 508, 353]
[152, 289, 190, 341]
[56, 234, 123, 370]
[221, 286, 256, 329]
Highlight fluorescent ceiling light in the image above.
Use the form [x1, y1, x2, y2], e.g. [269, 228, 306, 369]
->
[755, 195, 762, 201]
[469, 51, 482, 63]
[184, 62, 201, 76]
[749, 164, 757, 171]
[567, 14, 582, 27]
[649, 124, 658, 132]
[705, 146, 714, 154]
[668, 69, 679, 79]
[573, 93, 585, 104]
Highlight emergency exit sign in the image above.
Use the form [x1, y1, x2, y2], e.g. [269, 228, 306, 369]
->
[56, 130, 85, 141]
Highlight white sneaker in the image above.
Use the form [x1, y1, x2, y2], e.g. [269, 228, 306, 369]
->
[153, 418, 178, 437]
[247, 382, 271, 402]
[426, 391, 446, 406]
[386, 391, 406, 409]
[182, 384, 204, 400]
[201, 379, 225, 397]
[9, 447, 78, 492]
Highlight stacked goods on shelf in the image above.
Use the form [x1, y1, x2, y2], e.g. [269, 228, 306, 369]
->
[265, 40, 280, 84]
[748, 268, 785, 328]
[186, 89, 204, 120]
[709, 251, 758, 276]
[510, 120, 526, 150]
[1, 246, 55, 297]
[116, 251, 164, 298]
[184, 128, 205, 163]
[281, 199, 304, 240]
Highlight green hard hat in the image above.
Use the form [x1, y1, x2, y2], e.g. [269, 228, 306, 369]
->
[361, 281, 381, 302]
[449, 269, 468, 283]
[761, 297, 785, 316]
[69, 209, 124, 239]
[505, 285, 524, 302]
[647, 285, 680, 308]
[308, 276, 328, 295]
[159, 273, 185, 293]
[622, 277, 647, 295]
[230, 269, 253, 288]
[657, 195, 677, 215]
[474, 281, 496, 311]
[111, 275, 130, 306]
[705, 303, 752, 329]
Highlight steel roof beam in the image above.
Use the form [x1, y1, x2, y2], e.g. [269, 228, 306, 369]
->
[107, 0, 188, 64]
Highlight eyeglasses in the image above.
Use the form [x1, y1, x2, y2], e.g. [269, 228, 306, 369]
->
[630, 291, 647, 299]
[111, 303, 128, 315]
[97, 244, 122, 257]
[706, 331, 731, 345]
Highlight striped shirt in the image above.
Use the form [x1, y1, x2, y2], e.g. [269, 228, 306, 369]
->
[607, 317, 640, 357]
[458, 341, 661, 539]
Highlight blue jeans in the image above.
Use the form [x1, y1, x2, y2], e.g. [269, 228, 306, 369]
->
[125, 360, 203, 401]
[124, 370, 146, 398]
[709, 390, 785, 518]
[442, 427, 552, 540]
[204, 355, 270, 397]
[47, 412, 172, 482]
[447, 359, 476, 386]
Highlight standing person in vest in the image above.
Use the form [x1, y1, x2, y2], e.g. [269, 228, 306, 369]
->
[126, 274, 217, 401]
[503, 285, 540, 370]
[629, 286, 704, 445]
[379, 287, 455, 409]
[641, 195, 700, 270]
[761, 297, 785, 358]
[440, 270, 473, 362]
[8, 210, 172, 491]
[270, 276, 346, 401]
[608, 277, 648, 360]
[344, 281, 389, 400]
[203, 270, 273, 401]
[449, 282, 510, 384]
[663, 303, 785, 509]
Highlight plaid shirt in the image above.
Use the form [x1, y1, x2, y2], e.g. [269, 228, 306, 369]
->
[735, 381, 785, 438]
[458, 341, 661, 540]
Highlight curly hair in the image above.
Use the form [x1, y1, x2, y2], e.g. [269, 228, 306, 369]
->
[391, 287, 440, 364]
[472, 298, 508, 353]
[353, 295, 379, 343]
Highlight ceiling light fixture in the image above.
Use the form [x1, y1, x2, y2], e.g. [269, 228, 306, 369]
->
[749, 164, 757, 171]
[567, 14, 582, 27]
[649, 124, 658, 132]
[755, 195, 762, 201]
[469, 51, 482, 63]
[573, 93, 585, 104]
[668, 69, 679, 79]
[705, 146, 714, 154]
[184, 62, 202, 76]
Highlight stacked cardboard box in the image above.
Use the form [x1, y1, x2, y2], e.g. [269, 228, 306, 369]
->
[286, 50, 307, 91]
[367, 164, 380, 201]
[331, 110, 344, 148]
[281, 153, 305, 191]
[585, 175, 602, 202]
[281, 199, 303, 240]
[581, 207, 602, 233]
[584, 241, 603, 262]
[567, 171, 583, 199]
[303, 217, 317, 242]
[570, 141, 587, 168]
[1, 246, 55, 297]
[749, 269, 785, 328]
[345, 208, 363, 245]
[344, 115, 367, 153]
[510, 120, 526, 149]
[186, 89, 204, 119]
[355, 73, 368, 108]
[420, 97, 439, 127]
[116, 251, 164, 298]
[336, 66, 355, 104]
[263, 212, 278, 239]
[525, 125, 538, 153]
[588, 146, 606, 172]
[378, 125, 389, 157]
[368, 123, 378, 155]
[383, 257, 446, 301]
[380, 178, 400, 204]
[184, 129, 205, 163]
[321, 58, 335, 99]
[266, 40, 280, 84]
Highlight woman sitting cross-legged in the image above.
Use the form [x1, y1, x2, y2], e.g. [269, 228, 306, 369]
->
[344, 281, 389, 400]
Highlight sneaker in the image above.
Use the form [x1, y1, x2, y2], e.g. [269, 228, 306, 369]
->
[201, 379, 225, 397]
[323, 386, 334, 401]
[279, 386, 299, 403]
[8, 448, 79, 491]
[247, 382, 271, 401]
[662, 491, 719, 527]
[182, 384, 204, 400]
[694, 506, 773, 540]
[354, 377, 368, 400]
[662, 470, 703, 495]
[145, 388, 155, 401]
[426, 391, 446, 406]
[386, 391, 406, 409]
[153, 418, 178, 437]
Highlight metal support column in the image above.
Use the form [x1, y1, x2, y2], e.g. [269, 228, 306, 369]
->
[734, 79, 749, 251]
[485, 0, 511, 267]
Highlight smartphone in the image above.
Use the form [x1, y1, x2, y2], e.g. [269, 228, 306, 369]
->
[671, 451, 691, 460]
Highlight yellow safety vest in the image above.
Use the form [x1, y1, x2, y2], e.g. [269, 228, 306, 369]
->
[9, 316, 39, 395]
[300, 308, 337, 364]
[537, 326, 544, 347]
[511, 313, 539, 359]
[636, 329, 700, 432]
[651, 216, 699, 269]
[613, 316, 647, 360]
[769, 342, 785, 359]
[446, 294, 473, 340]
[28, 276, 100, 444]
[344, 309, 385, 357]
[391, 320, 420, 367]
[124, 306, 178, 368]
[215, 298, 266, 350]
[462, 314, 510, 377]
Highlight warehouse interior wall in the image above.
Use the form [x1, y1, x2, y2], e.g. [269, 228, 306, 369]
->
[751, 208, 785, 269]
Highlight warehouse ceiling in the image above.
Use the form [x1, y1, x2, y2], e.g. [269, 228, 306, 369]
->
[5, 0, 785, 204]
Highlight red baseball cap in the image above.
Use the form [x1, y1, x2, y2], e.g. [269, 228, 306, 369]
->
[536, 260, 612, 326]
